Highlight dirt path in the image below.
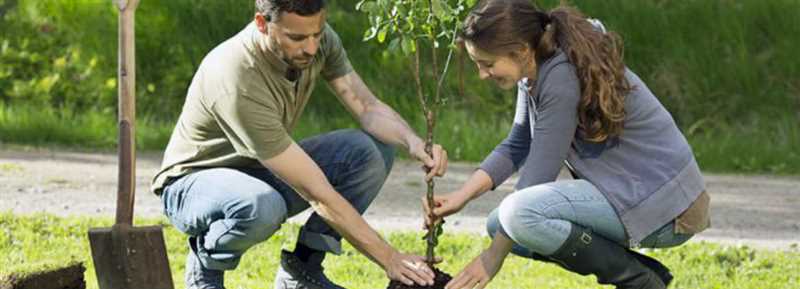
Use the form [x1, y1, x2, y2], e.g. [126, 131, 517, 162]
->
[1, 147, 798, 249]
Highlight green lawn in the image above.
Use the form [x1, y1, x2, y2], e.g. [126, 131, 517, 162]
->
[1, 213, 798, 289]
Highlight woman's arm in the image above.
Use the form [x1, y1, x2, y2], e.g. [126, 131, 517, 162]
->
[515, 63, 581, 187]
[445, 230, 515, 289]
[477, 84, 534, 190]
[423, 85, 532, 224]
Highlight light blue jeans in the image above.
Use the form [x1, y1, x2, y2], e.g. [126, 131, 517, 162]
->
[487, 180, 693, 257]
[160, 129, 395, 270]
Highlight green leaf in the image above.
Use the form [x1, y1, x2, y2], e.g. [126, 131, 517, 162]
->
[435, 222, 444, 238]
[401, 37, 416, 55]
[377, 0, 389, 10]
[363, 26, 378, 41]
[355, 0, 367, 11]
[357, 1, 379, 14]
[431, 0, 449, 21]
[377, 25, 389, 43]
[388, 37, 401, 53]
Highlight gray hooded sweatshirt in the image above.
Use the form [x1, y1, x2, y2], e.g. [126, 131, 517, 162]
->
[479, 51, 705, 246]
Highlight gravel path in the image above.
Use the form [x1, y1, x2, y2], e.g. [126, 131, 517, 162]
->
[1, 147, 798, 249]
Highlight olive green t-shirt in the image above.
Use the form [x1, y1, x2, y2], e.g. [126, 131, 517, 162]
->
[151, 22, 353, 195]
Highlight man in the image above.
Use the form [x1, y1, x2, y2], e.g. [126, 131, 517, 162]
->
[151, 1, 448, 288]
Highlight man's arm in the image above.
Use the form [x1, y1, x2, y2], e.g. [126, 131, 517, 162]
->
[261, 142, 435, 286]
[328, 71, 447, 180]
[328, 71, 419, 150]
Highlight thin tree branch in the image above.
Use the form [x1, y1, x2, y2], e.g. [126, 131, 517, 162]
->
[436, 22, 461, 100]
[411, 37, 429, 115]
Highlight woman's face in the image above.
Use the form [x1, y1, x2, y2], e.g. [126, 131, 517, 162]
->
[464, 40, 530, 90]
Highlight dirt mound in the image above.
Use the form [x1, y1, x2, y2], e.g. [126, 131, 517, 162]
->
[0, 263, 85, 289]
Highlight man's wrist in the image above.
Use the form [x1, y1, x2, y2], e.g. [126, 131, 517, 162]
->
[404, 134, 424, 153]
[375, 244, 397, 270]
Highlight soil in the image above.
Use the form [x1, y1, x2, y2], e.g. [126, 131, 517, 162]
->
[0, 263, 85, 289]
[387, 267, 452, 289]
[1, 147, 799, 249]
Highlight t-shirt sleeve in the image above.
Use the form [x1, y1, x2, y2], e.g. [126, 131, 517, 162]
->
[320, 24, 354, 81]
[210, 92, 292, 161]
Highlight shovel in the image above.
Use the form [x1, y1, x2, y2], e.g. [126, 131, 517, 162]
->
[87, 1, 174, 288]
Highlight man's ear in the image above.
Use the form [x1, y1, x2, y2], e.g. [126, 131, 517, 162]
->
[255, 12, 269, 34]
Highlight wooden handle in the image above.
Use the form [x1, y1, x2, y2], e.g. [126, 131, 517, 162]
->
[115, 0, 140, 225]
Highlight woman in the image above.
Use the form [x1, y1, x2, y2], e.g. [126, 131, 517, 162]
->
[424, 1, 711, 288]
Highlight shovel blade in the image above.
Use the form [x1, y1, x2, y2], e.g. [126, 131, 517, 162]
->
[88, 225, 174, 289]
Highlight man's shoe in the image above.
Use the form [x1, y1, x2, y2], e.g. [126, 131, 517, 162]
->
[273, 249, 345, 289]
[186, 236, 226, 289]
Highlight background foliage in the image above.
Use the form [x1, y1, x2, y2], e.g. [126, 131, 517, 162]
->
[0, 0, 798, 173]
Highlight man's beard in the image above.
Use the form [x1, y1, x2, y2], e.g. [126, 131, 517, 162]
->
[287, 55, 313, 69]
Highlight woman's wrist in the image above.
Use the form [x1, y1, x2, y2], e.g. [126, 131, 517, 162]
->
[456, 187, 477, 204]
[487, 230, 514, 260]
[458, 169, 493, 202]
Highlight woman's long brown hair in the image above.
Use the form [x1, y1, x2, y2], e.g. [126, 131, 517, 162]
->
[461, 0, 631, 142]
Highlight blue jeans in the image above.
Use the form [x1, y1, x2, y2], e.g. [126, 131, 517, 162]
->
[487, 180, 693, 257]
[160, 129, 395, 270]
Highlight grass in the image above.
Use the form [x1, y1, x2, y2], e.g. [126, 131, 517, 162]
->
[0, 102, 171, 150]
[1, 212, 799, 289]
[688, 115, 800, 174]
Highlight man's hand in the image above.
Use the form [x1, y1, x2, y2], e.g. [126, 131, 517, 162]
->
[384, 250, 441, 286]
[263, 143, 436, 281]
[408, 139, 448, 182]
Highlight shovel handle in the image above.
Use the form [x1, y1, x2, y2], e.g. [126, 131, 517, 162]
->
[115, 0, 140, 226]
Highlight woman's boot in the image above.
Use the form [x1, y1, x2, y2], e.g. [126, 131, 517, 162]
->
[547, 224, 671, 289]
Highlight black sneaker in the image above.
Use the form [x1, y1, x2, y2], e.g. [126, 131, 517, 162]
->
[273, 249, 345, 289]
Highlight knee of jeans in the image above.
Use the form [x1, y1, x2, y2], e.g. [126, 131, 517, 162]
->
[488, 207, 541, 258]
[374, 140, 395, 172]
[347, 129, 396, 173]
[235, 192, 287, 239]
[497, 190, 550, 244]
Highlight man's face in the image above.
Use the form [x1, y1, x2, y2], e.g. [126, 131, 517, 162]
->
[256, 10, 326, 69]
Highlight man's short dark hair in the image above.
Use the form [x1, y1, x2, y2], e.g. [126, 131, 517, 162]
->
[256, 0, 326, 22]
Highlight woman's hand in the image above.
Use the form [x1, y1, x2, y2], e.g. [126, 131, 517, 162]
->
[445, 230, 514, 289]
[422, 190, 472, 227]
[445, 249, 506, 289]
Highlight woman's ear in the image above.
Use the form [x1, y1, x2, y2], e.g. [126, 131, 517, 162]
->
[510, 45, 535, 65]
[513, 44, 538, 79]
